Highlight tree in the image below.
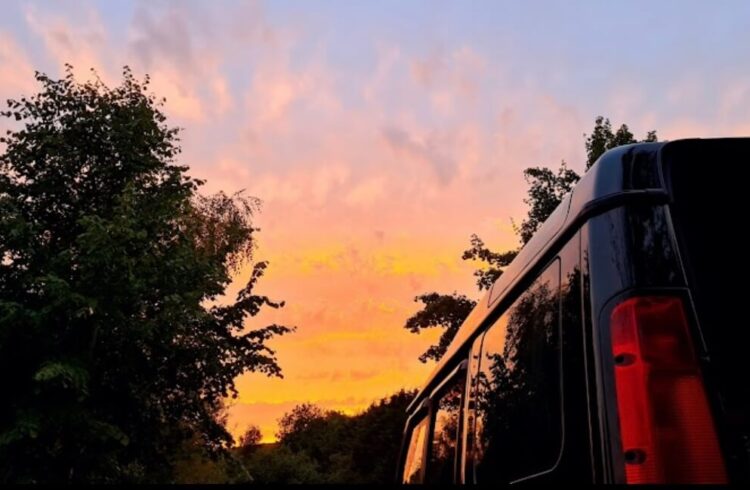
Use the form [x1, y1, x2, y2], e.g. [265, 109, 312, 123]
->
[404, 116, 658, 363]
[461, 234, 518, 290]
[0, 66, 292, 483]
[275, 403, 325, 443]
[240, 443, 323, 484]
[515, 162, 580, 245]
[171, 434, 252, 484]
[239, 390, 417, 484]
[347, 389, 417, 483]
[238, 425, 263, 449]
[585, 115, 658, 170]
[517, 117, 658, 246]
[405, 293, 477, 363]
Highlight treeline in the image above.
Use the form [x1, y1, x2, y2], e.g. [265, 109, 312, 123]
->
[242, 390, 414, 484]
[171, 390, 416, 484]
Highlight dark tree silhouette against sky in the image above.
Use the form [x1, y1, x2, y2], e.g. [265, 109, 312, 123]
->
[0, 66, 292, 483]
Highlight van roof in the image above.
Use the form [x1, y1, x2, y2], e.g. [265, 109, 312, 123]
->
[405, 137, 747, 414]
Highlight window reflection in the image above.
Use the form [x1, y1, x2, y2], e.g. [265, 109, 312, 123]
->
[467, 260, 562, 483]
[402, 416, 429, 484]
[426, 374, 465, 483]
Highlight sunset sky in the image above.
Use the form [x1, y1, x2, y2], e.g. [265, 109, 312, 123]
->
[2, 0, 749, 442]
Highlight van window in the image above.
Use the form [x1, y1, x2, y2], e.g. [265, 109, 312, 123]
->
[464, 334, 485, 478]
[466, 259, 562, 482]
[402, 416, 429, 484]
[426, 373, 465, 483]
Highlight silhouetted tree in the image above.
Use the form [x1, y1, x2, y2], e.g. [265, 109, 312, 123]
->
[0, 66, 292, 483]
[347, 390, 416, 483]
[241, 443, 323, 484]
[585, 115, 657, 169]
[276, 403, 325, 444]
[406, 293, 477, 363]
[461, 234, 518, 290]
[238, 425, 263, 450]
[240, 390, 417, 483]
[171, 433, 251, 484]
[515, 162, 580, 245]
[404, 116, 658, 363]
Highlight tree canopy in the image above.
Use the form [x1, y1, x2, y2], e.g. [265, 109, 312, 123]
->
[0, 66, 292, 483]
[238, 424, 263, 450]
[238, 390, 417, 484]
[405, 292, 477, 363]
[404, 116, 658, 363]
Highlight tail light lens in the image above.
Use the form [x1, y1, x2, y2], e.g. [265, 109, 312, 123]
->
[610, 296, 727, 483]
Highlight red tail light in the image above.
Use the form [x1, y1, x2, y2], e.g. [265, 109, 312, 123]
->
[610, 296, 727, 484]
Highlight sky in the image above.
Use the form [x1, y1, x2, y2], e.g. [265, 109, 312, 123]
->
[1, 0, 749, 442]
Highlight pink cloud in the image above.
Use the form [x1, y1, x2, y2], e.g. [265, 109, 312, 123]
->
[0, 34, 37, 146]
[380, 126, 459, 185]
[0, 33, 36, 99]
[343, 176, 388, 206]
[23, 4, 112, 83]
[719, 78, 750, 120]
[411, 46, 485, 97]
[363, 43, 402, 104]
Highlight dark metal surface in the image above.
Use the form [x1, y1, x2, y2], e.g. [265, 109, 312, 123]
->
[402, 137, 750, 484]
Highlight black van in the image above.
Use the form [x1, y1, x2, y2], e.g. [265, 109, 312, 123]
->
[398, 138, 750, 484]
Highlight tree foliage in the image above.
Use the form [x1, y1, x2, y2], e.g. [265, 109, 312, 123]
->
[515, 162, 580, 245]
[585, 115, 657, 170]
[404, 115, 658, 363]
[461, 234, 518, 291]
[405, 293, 477, 363]
[0, 66, 292, 483]
[276, 403, 325, 444]
[238, 424, 263, 452]
[517, 117, 659, 246]
[239, 390, 417, 484]
[240, 443, 322, 484]
[170, 434, 251, 484]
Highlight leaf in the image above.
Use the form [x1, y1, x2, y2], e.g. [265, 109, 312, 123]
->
[0, 415, 41, 447]
[88, 420, 130, 447]
[33, 361, 90, 396]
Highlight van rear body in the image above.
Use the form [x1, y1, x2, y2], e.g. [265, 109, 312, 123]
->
[398, 138, 750, 484]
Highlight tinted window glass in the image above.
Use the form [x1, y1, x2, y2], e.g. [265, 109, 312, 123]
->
[464, 335, 484, 477]
[402, 416, 429, 484]
[467, 260, 562, 482]
[426, 374, 465, 483]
